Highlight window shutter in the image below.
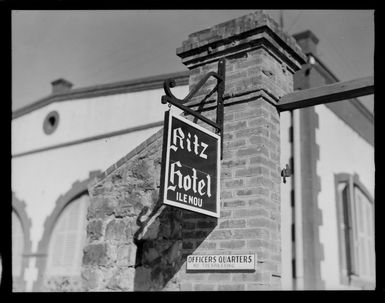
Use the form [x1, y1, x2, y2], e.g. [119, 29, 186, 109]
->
[364, 202, 374, 278]
[337, 182, 348, 276]
[78, 195, 90, 268]
[354, 186, 375, 281]
[65, 195, 89, 273]
[47, 206, 68, 274]
[46, 194, 90, 277]
[348, 176, 359, 276]
[63, 200, 81, 271]
[335, 174, 375, 286]
[367, 203, 376, 280]
[357, 192, 367, 276]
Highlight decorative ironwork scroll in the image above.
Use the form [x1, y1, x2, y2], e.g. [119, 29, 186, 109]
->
[161, 59, 226, 159]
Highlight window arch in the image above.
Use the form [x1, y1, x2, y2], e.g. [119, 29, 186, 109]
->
[11, 193, 32, 292]
[12, 211, 25, 278]
[334, 173, 375, 289]
[33, 170, 101, 292]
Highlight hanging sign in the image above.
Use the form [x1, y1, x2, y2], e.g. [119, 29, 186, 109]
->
[160, 111, 220, 218]
[186, 254, 256, 271]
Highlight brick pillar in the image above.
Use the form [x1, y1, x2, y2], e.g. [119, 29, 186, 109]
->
[176, 11, 306, 290]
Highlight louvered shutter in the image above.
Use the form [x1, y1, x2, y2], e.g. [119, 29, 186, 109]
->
[63, 200, 81, 272]
[46, 194, 90, 276]
[353, 186, 375, 281]
[348, 176, 360, 276]
[337, 183, 348, 276]
[49, 209, 66, 271]
[67, 195, 89, 274]
[364, 200, 375, 279]
[12, 212, 24, 277]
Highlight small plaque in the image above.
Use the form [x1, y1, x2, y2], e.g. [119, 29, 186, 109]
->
[186, 254, 256, 271]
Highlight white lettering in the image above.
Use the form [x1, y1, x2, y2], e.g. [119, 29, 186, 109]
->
[168, 164, 211, 199]
[198, 179, 206, 196]
[183, 175, 192, 191]
[170, 128, 185, 152]
[187, 133, 192, 152]
[169, 127, 209, 159]
[188, 196, 202, 207]
[206, 175, 211, 198]
[200, 142, 208, 159]
[193, 134, 199, 155]
[167, 161, 183, 192]
[191, 168, 198, 194]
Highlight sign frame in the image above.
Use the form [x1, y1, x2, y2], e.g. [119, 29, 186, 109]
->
[186, 254, 256, 271]
[161, 110, 221, 218]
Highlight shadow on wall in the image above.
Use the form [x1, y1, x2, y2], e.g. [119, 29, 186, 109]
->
[83, 130, 217, 291]
[133, 204, 217, 291]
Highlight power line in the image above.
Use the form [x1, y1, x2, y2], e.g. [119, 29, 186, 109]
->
[287, 11, 303, 33]
[279, 10, 284, 30]
[310, 12, 359, 80]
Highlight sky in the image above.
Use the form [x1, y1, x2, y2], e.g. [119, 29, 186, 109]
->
[12, 10, 374, 112]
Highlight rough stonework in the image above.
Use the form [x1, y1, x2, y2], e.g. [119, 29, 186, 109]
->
[83, 130, 164, 291]
[82, 10, 305, 291]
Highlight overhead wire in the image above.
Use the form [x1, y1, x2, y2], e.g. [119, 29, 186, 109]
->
[310, 11, 358, 80]
[310, 11, 373, 109]
[287, 11, 303, 33]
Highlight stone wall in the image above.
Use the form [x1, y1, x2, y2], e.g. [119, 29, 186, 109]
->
[82, 131, 164, 291]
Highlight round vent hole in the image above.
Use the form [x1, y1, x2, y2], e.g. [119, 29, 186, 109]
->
[43, 111, 59, 135]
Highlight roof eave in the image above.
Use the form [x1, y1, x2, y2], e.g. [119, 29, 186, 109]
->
[12, 71, 190, 120]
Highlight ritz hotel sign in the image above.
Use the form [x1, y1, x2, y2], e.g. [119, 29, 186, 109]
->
[161, 111, 220, 218]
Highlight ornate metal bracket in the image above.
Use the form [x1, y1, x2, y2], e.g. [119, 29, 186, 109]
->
[161, 59, 226, 159]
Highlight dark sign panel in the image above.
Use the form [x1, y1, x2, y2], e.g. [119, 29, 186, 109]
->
[161, 111, 220, 217]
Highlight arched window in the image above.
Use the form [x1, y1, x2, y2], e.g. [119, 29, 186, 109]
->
[45, 194, 90, 277]
[33, 171, 101, 291]
[12, 211, 25, 278]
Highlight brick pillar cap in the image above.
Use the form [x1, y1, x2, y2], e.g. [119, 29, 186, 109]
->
[176, 10, 307, 71]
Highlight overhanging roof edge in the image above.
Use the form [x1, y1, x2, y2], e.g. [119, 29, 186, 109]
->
[13, 71, 190, 120]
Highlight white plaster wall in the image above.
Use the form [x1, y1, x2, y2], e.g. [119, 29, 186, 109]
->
[12, 126, 163, 253]
[280, 111, 293, 290]
[315, 104, 374, 290]
[12, 85, 188, 155]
